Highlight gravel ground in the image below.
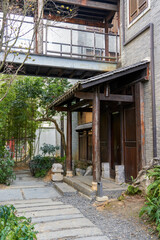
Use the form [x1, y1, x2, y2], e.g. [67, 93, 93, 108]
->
[59, 193, 158, 240]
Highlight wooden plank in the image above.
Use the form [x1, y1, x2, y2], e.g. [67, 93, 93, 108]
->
[53, 0, 118, 11]
[75, 92, 134, 102]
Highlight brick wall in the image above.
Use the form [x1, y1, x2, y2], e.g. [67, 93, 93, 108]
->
[120, 0, 160, 164]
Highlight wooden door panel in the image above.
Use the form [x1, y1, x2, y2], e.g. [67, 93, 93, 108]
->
[125, 146, 137, 180]
[111, 112, 121, 178]
[124, 106, 137, 182]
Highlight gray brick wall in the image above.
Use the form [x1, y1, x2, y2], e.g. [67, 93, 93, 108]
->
[120, 0, 160, 164]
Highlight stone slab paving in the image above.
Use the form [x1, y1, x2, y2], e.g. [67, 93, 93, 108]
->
[0, 171, 109, 240]
[54, 182, 77, 196]
[0, 189, 23, 201]
[22, 187, 60, 199]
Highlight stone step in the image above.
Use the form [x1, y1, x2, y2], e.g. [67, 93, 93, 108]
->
[36, 227, 103, 240]
[14, 170, 30, 174]
[31, 214, 84, 223]
[103, 188, 127, 199]
[1, 198, 54, 205]
[75, 236, 109, 240]
[18, 207, 80, 218]
[54, 182, 77, 196]
[17, 204, 74, 213]
[35, 218, 94, 232]
[12, 201, 63, 209]
[64, 177, 96, 199]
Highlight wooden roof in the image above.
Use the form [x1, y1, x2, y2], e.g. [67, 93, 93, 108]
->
[50, 60, 149, 108]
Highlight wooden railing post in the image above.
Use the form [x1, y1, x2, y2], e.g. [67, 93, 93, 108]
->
[105, 18, 109, 60]
[92, 86, 101, 190]
[66, 108, 73, 177]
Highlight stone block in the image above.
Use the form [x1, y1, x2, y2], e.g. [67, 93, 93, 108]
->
[115, 165, 125, 184]
[76, 168, 85, 176]
[84, 166, 92, 176]
[51, 163, 64, 182]
[102, 163, 110, 179]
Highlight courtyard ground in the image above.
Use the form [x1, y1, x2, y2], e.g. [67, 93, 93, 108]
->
[0, 170, 158, 240]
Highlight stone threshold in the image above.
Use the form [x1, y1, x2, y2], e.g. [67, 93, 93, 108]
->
[63, 176, 127, 200]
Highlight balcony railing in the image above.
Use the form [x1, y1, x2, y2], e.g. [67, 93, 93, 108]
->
[0, 14, 120, 63]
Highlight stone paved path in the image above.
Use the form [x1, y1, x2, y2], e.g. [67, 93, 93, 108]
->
[0, 170, 109, 240]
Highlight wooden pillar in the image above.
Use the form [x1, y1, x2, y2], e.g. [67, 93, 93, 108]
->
[66, 109, 73, 177]
[135, 83, 145, 172]
[92, 87, 101, 189]
[105, 18, 109, 59]
[120, 106, 124, 165]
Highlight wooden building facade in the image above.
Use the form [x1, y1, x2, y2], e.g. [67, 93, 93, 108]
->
[50, 61, 149, 184]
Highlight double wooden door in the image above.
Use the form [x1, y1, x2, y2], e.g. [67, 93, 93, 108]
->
[110, 105, 137, 182]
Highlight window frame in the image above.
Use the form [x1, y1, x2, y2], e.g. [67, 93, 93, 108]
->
[127, 0, 150, 27]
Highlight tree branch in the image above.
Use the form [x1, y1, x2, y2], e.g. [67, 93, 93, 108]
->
[35, 117, 66, 154]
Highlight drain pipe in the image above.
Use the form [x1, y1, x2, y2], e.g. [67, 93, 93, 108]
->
[122, 0, 157, 158]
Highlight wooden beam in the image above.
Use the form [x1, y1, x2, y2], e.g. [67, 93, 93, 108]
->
[44, 15, 105, 28]
[53, 0, 118, 11]
[75, 92, 134, 102]
[75, 92, 93, 100]
[70, 100, 89, 111]
[101, 94, 134, 102]
[54, 106, 69, 111]
[54, 106, 92, 112]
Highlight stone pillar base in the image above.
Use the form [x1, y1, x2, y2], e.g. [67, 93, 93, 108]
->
[92, 181, 97, 191]
[102, 162, 110, 179]
[66, 171, 73, 177]
[115, 165, 125, 184]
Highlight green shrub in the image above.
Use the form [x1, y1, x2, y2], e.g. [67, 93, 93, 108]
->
[29, 144, 60, 178]
[0, 205, 37, 239]
[0, 151, 16, 185]
[35, 169, 48, 178]
[126, 185, 142, 195]
[139, 165, 160, 236]
[29, 155, 54, 177]
[40, 143, 59, 157]
[55, 156, 65, 164]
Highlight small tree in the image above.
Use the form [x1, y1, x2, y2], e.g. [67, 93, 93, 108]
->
[0, 0, 77, 102]
[0, 76, 71, 159]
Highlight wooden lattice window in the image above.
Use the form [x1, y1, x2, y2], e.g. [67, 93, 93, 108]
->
[129, 0, 148, 23]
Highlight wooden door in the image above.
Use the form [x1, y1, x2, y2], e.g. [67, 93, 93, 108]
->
[111, 111, 121, 178]
[124, 106, 137, 181]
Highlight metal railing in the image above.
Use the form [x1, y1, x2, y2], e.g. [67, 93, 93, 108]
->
[0, 14, 120, 63]
[44, 24, 119, 62]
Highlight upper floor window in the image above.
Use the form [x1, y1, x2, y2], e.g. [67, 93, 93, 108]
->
[129, 0, 148, 23]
